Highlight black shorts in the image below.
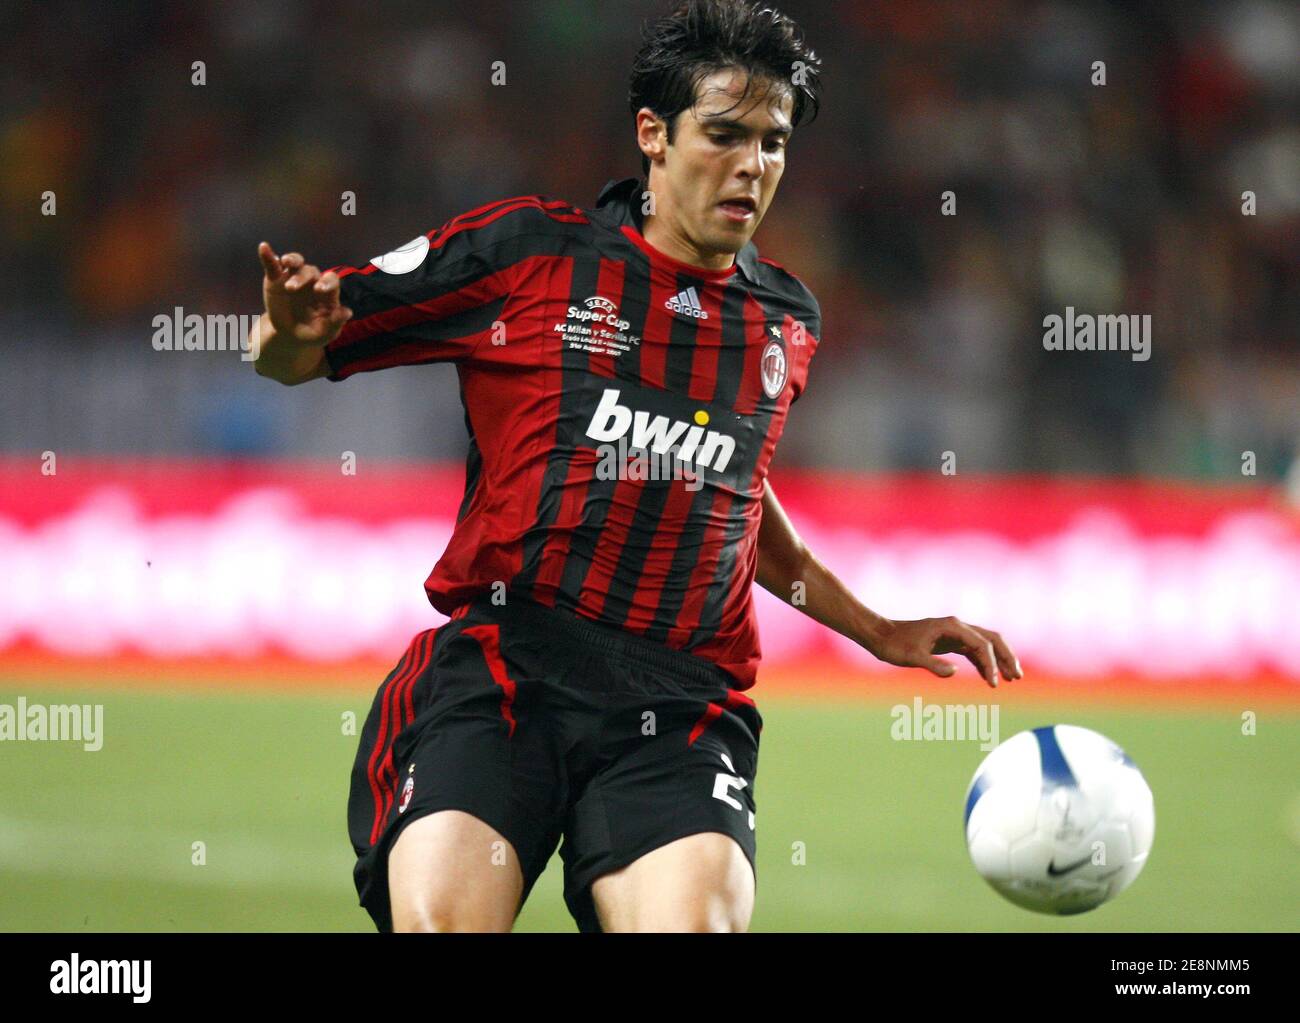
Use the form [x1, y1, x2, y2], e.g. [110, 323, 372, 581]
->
[346, 593, 763, 932]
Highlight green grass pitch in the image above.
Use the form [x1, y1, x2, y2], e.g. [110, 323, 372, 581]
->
[1, 681, 1295, 931]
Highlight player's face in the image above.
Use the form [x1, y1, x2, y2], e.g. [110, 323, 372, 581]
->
[645, 68, 794, 265]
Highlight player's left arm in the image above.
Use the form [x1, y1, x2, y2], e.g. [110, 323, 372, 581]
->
[755, 479, 1022, 688]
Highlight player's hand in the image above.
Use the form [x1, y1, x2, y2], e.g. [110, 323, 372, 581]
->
[258, 242, 353, 347]
[868, 617, 1022, 688]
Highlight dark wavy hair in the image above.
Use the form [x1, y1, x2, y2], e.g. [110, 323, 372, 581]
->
[628, 0, 823, 176]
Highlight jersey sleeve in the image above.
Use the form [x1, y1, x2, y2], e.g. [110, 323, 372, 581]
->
[322, 196, 581, 381]
[787, 288, 821, 405]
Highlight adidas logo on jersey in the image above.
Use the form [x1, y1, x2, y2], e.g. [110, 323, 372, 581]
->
[665, 287, 709, 320]
[585, 388, 736, 473]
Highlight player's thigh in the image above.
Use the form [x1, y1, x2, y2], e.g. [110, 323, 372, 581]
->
[388, 809, 524, 933]
[590, 831, 755, 933]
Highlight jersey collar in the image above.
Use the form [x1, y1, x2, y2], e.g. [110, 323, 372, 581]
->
[593, 177, 761, 285]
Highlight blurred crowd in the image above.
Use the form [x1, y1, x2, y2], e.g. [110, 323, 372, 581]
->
[2, 0, 1296, 480]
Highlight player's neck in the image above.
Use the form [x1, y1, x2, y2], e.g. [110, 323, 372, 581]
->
[641, 211, 736, 274]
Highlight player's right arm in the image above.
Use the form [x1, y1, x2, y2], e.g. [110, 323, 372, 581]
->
[252, 195, 581, 385]
[249, 242, 354, 385]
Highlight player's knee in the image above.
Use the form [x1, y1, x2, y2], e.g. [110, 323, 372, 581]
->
[391, 866, 523, 931]
[687, 845, 754, 932]
[679, 893, 751, 933]
[596, 836, 755, 932]
[385, 810, 523, 932]
[392, 897, 464, 933]
[628, 888, 751, 932]
[393, 885, 508, 932]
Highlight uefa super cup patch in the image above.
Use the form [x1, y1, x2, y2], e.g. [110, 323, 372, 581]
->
[554, 295, 641, 357]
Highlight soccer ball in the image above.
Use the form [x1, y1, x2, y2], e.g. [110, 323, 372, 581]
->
[963, 725, 1155, 914]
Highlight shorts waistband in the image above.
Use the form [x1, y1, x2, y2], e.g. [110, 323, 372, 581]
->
[456, 593, 738, 690]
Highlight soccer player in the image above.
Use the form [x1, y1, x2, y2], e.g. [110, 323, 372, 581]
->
[250, 0, 1021, 933]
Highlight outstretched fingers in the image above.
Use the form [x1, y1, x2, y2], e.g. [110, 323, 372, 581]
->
[284, 261, 320, 293]
[923, 653, 958, 678]
[935, 618, 999, 688]
[258, 242, 284, 281]
[974, 626, 1022, 680]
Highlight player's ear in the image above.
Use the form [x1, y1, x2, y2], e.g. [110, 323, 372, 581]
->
[634, 108, 669, 165]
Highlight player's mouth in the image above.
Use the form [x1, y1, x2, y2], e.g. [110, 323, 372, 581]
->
[717, 196, 757, 222]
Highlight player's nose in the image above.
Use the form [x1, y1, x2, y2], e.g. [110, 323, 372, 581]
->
[735, 138, 766, 178]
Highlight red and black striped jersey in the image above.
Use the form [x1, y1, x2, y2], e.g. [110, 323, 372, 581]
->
[323, 177, 821, 689]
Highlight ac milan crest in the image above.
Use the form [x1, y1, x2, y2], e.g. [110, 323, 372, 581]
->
[760, 340, 787, 399]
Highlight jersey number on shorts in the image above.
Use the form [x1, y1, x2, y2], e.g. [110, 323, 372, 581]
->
[711, 753, 755, 830]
